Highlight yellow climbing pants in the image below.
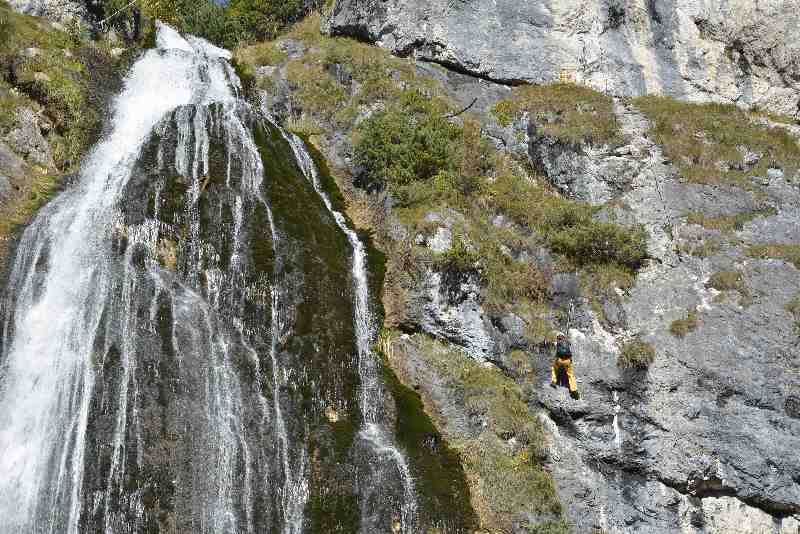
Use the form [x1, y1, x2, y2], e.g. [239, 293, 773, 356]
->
[551, 357, 577, 393]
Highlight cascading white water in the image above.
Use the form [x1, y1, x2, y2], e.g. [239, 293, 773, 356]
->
[285, 134, 418, 533]
[0, 20, 436, 533]
[0, 24, 244, 533]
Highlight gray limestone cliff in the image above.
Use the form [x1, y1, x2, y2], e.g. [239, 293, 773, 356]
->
[325, 0, 800, 116]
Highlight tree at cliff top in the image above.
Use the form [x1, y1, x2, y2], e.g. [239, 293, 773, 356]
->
[97, 0, 322, 47]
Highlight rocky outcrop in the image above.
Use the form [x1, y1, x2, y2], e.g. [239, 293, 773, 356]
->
[253, 19, 800, 531]
[527, 100, 800, 533]
[8, 0, 84, 23]
[402, 211, 528, 363]
[325, 0, 800, 116]
[5, 107, 55, 170]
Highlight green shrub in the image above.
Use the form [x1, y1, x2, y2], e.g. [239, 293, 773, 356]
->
[433, 236, 479, 274]
[227, 0, 320, 42]
[354, 90, 461, 188]
[486, 172, 648, 271]
[549, 221, 648, 270]
[670, 311, 698, 338]
[635, 96, 800, 188]
[482, 253, 549, 311]
[492, 82, 620, 146]
[96, 0, 321, 48]
[618, 339, 656, 369]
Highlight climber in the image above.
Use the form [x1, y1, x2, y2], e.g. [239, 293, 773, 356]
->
[550, 332, 580, 400]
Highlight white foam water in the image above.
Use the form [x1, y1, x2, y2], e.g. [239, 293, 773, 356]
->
[0, 23, 238, 533]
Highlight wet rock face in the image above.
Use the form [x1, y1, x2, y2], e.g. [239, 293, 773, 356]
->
[325, 0, 800, 115]
[528, 100, 800, 533]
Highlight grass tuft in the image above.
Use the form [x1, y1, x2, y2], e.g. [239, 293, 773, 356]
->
[492, 82, 621, 146]
[670, 310, 698, 338]
[746, 244, 800, 270]
[635, 96, 800, 188]
[618, 338, 656, 369]
[686, 208, 776, 233]
[706, 271, 746, 292]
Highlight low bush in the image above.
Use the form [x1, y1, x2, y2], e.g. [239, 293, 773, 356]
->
[618, 338, 656, 369]
[549, 221, 648, 270]
[433, 236, 479, 275]
[486, 172, 648, 271]
[354, 90, 461, 188]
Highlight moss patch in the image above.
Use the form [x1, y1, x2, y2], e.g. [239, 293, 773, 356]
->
[388, 333, 566, 532]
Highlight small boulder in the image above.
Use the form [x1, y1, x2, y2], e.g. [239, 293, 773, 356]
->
[6, 107, 55, 169]
[256, 65, 277, 77]
[428, 227, 452, 253]
[737, 145, 761, 168]
[767, 167, 784, 181]
[277, 39, 306, 59]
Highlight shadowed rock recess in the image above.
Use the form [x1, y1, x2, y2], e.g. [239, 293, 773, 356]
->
[0, 24, 473, 533]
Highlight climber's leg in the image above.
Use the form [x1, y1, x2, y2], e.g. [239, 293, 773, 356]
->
[564, 360, 580, 399]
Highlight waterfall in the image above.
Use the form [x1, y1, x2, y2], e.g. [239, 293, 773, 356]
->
[285, 134, 418, 533]
[0, 23, 242, 532]
[0, 21, 434, 534]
